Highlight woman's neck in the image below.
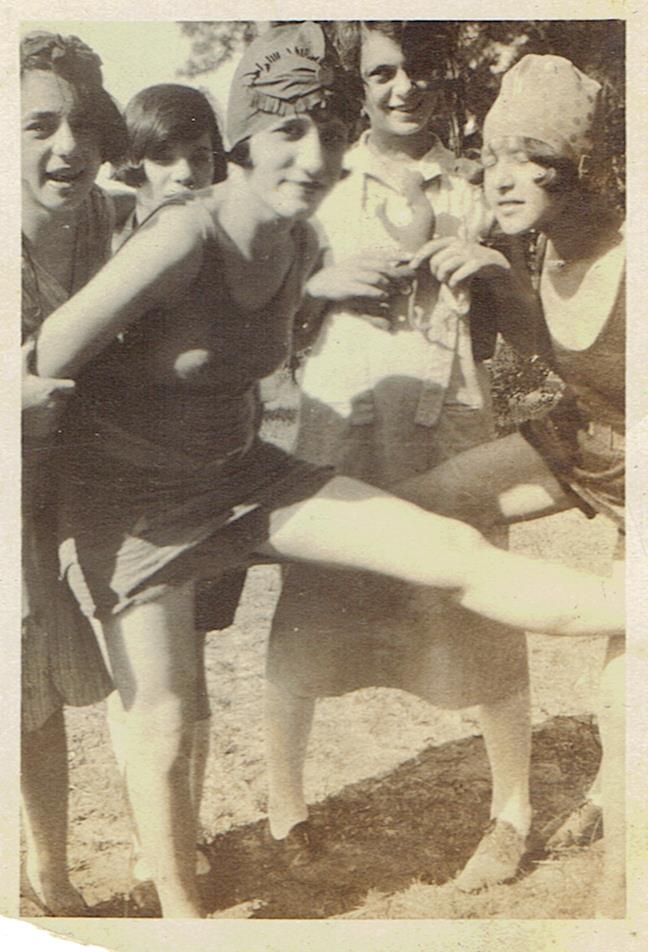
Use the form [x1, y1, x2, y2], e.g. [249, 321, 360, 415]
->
[367, 126, 435, 163]
[218, 172, 295, 260]
[135, 190, 159, 225]
[22, 201, 77, 249]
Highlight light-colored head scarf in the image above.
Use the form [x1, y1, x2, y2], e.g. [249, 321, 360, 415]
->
[483, 54, 602, 162]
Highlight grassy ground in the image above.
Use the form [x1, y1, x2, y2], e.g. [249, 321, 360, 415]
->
[20, 373, 618, 920]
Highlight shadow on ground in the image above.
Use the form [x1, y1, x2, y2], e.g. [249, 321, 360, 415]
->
[21, 714, 601, 919]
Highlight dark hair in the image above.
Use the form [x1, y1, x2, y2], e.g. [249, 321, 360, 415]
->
[332, 21, 454, 81]
[115, 84, 226, 187]
[226, 104, 351, 169]
[325, 21, 458, 145]
[20, 31, 127, 166]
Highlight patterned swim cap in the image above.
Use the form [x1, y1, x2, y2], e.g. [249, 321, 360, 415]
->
[226, 22, 354, 150]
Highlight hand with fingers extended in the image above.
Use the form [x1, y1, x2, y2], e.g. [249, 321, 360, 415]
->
[410, 236, 511, 291]
[22, 338, 76, 441]
[305, 249, 416, 329]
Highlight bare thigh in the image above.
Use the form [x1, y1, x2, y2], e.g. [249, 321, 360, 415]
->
[395, 431, 572, 528]
[101, 583, 198, 722]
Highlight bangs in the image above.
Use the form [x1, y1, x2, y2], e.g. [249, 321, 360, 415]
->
[127, 94, 220, 163]
[116, 84, 225, 186]
[482, 136, 578, 191]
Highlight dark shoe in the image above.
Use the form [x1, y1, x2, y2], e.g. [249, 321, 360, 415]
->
[128, 878, 162, 917]
[275, 820, 320, 871]
[454, 819, 527, 893]
[544, 799, 603, 852]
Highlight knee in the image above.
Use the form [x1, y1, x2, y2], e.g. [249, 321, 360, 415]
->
[402, 465, 499, 529]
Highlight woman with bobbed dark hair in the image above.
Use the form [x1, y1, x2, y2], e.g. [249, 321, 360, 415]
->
[20, 30, 126, 914]
[397, 54, 625, 915]
[33, 25, 622, 917]
[108, 81, 229, 901]
[112, 83, 227, 249]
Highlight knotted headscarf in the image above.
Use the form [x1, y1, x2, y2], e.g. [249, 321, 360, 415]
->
[483, 54, 602, 163]
[227, 22, 354, 149]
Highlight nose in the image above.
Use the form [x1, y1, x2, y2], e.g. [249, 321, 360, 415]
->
[296, 127, 326, 176]
[171, 157, 194, 186]
[490, 160, 515, 191]
[392, 67, 415, 99]
[51, 119, 79, 159]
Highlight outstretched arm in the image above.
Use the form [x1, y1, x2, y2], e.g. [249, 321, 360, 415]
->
[36, 200, 206, 379]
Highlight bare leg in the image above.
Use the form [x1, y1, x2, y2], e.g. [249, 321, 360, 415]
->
[480, 687, 532, 834]
[265, 681, 314, 840]
[596, 634, 625, 917]
[21, 709, 87, 915]
[190, 630, 211, 874]
[107, 627, 211, 882]
[396, 432, 571, 527]
[259, 475, 623, 636]
[453, 686, 532, 892]
[102, 584, 202, 918]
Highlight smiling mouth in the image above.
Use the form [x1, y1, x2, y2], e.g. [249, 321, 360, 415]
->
[289, 181, 324, 195]
[46, 167, 85, 184]
[390, 102, 425, 115]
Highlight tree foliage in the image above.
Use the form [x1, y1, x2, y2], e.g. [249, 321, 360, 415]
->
[177, 19, 624, 206]
[177, 21, 260, 77]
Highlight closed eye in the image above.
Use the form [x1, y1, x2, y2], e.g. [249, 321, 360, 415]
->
[365, 65, 397, 83]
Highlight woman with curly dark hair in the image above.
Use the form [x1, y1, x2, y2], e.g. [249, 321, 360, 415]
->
[398, 54, 625, 915]
[20, 30, 126, 914]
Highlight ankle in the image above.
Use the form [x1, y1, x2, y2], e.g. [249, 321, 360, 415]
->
[491, 809, 531, 839]
[25, 853, 68, 888]
[268, 809, 309, 841]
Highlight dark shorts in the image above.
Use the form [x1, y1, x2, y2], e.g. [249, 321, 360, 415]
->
[61, 439, 334, 621]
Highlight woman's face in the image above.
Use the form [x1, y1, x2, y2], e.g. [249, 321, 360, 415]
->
[246, 113, 347, 221]
[483, 142, 565, 235]
[360, 31, 444, 140]
[140, 132, 215, 206]
[21, 69, 102, 217]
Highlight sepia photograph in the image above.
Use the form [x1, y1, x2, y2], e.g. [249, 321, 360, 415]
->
[2, 1, 646, 949]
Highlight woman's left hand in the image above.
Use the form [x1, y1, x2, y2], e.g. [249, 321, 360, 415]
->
[410, 237, 510, 289]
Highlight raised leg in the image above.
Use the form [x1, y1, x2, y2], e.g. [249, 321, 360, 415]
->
[101, 584, 202, 918]
[259, 475, 623, 637]
[396, 431, 570, 527]
[21, 708, 87, 915]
